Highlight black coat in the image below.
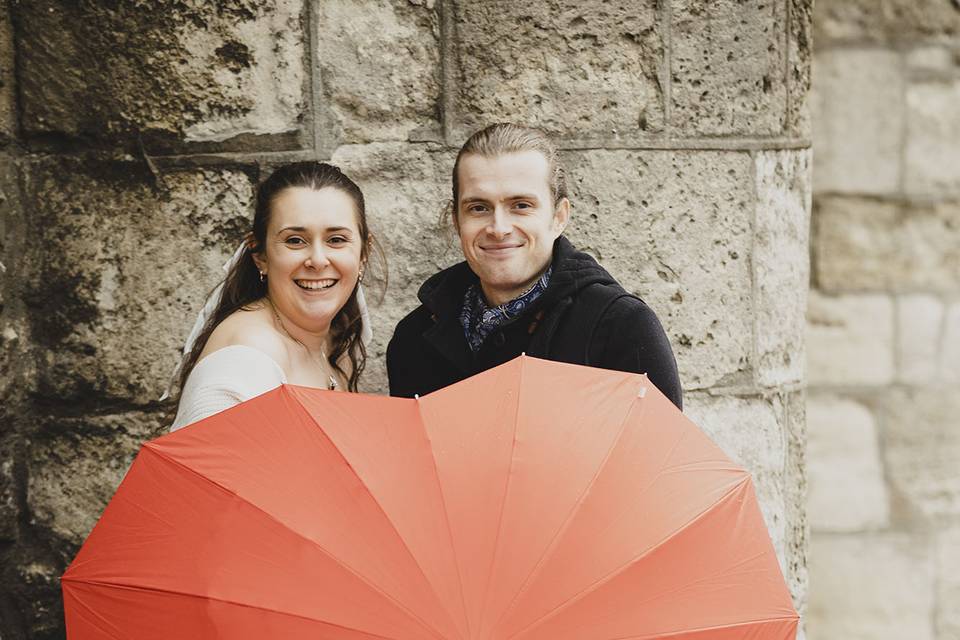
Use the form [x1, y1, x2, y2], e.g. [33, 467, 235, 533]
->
[387, 237, 683, 409]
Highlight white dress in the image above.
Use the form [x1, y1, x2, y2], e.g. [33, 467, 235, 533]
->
[169, 345, 287, 432]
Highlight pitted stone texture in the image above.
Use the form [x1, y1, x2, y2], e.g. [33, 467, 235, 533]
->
[318, 0, 441, 144]
[814, 0, 960, 43]
[331, 143, 458, 393]
[905, 79, 960, 197]
[938, 525, 960, 640]
[451, 0, 664, 138]
[880, 387, 960, 521]
[684, 394, 787, 568]
[671, 0, 786, 135]
[882, 0, 960, 41]
[812, 48, 903, 195]
[807, 533, 935, 640]
[806, 395, 889, 532]
[14, 0, 306, 146]
[21, 160, 254, 405]
[897, 294, 944, 384]
[814, 196, 960, 293]
[0, 443, 15, 542]
[0, 1, 15, 145]
[806, 291, 895, 387]
[564, 150, 754, 390]
[787, 0, 814, 138]
[942, 302, 960, 384]
[754, 150, 812, 387]
[27, 411, 166, 548]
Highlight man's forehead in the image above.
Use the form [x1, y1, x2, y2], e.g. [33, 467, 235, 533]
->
[458, 151, 551, 200]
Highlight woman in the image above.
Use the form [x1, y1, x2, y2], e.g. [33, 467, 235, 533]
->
[169, 161, 381, 431]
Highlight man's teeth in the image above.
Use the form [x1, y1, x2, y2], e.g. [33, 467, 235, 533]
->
[296, 279, 336, 290]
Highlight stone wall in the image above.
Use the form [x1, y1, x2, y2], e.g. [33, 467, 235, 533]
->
[806, 2, 960, 639]
[0, 1, 813, 637]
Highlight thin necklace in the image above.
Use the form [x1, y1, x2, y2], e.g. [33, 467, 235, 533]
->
[267, 299, 338, 391]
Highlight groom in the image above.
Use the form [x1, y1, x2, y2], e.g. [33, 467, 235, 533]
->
[386, 123, 682, 409]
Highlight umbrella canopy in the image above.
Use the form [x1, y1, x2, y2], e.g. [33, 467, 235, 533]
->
[63, 355, 799, 640]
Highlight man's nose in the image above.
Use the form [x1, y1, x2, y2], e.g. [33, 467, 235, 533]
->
[486, 208, 513, 238]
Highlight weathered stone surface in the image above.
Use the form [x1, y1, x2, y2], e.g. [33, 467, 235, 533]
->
[671, 0, 786, 135]
[938, 525, 960, 640]
[317, 0, 441, 144]
[787, 0, 814, 138]
[814, 0, 960, 43]
[331, 143, 458, 393]
[27, 411, 166, 548]
[564, 150, 754, 390]
[942, 301, 960, 384]
[0, 1, 15, 145]
[13, 0, 306, 148]
[806, 395, 889, 532]
[684, 393, 787, 566]
[814, 196, 960, 293]
[812, 48, 903, 195]
[0, 440, 16, 542]
[754, 150, 811, 387]
[880, 387, 960, 521]
[451, 0, 665, 138]
[21, 160, 255, 406]
[783, 390, 809, 613]
[807, 533, 935, 640]
[905, 79, 960, 196]
[813, 0, 890, 43]
[806, 291, 895, 387]
[907, 45, 958, 75]
[897, 294, 944, 384]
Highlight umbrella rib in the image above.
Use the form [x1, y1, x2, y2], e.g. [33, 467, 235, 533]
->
[489, 381, 644, 633]
[602, 615, 800, 640]
[290, 390, 463, 640]
[477, 357, 527, 631]
[62, 577, 406, 640]
[142, 443, 447, 640]
[505, 475, 752, 640]
[415, 396, 472, 640]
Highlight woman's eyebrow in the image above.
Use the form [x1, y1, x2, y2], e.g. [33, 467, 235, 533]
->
[276, 225, 354, 234]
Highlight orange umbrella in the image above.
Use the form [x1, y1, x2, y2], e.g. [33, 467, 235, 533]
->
[62, 355, 798, 639]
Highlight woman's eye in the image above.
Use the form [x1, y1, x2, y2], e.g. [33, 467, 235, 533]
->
[328, 236, 349, 245]
[284, 236, 306, 246]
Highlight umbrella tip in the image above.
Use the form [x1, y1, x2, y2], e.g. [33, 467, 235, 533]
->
[637, 387, 647, 398]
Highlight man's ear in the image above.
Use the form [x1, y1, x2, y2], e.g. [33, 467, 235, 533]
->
[553, 197, 571, 234]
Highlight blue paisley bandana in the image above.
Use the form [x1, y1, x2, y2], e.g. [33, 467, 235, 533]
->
[459, 266, 553, 353]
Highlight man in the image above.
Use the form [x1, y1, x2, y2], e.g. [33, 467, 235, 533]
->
[387, 123, 682, 408]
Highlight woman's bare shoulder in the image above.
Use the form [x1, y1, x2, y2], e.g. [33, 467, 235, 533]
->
[201, 304, 291, 370]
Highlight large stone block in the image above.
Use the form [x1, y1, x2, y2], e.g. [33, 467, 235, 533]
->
[806, 291, 895, 387]
[813, 0, 889, 43]
[880, 387, 960, 521]
[317, 0, 441, 144]
[814, 196, 960, 293]
[782, 391, 809, 613]
[563, 150, 755, 390]
[938, 525, 960, 640]
[20, 160, 255, 406]
[814, 0, 960, 43]
[451, 0, 665, 139]
[684, 394, 787, 567]
[27, 411, 165, 549]
[754, 150, 811, 387]
[13, 0, 306, 149]
[897, 294, 944, 384]
[806, 395, 889, 532]
[811, 48, 903, 195]
[905, 79, 960, 197]
[671, 0, 786, 135]
[882, 0, 960, 41]
[787, 0, 814, 138]
[0, 1, 15, 145]
[331, 143, 458, 393]
[807, 533, 935, 640]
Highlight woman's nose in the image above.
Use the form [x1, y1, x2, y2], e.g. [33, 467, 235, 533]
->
[304, 245, 330, 268]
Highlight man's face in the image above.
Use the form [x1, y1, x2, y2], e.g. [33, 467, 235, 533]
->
[455, 151, 570, 307]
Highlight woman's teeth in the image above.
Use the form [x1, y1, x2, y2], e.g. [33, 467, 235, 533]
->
[295, 279, 336, 290]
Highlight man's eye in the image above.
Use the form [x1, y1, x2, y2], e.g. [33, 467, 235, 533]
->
[514, 201, 532, 210]
[466, 204, 488, 214]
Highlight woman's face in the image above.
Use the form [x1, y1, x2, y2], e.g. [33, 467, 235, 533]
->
[253, 186, 363, 336]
